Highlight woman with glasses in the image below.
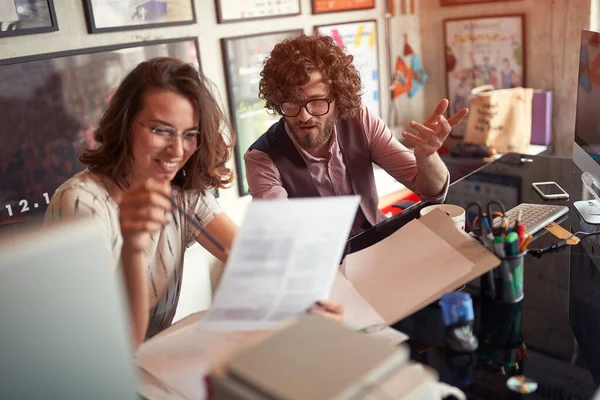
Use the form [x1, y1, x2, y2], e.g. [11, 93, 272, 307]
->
[44, 58, 343, 348]
[245, 34, 469, 236]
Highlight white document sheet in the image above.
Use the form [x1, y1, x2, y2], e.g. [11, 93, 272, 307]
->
[200, 196, 360, 331]
[136, 322, 270, 400]
[0, 0, 17, 22]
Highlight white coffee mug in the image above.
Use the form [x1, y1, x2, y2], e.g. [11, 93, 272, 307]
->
[420, 204, 466, 231]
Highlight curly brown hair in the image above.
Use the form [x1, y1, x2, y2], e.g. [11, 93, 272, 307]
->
[80, 57, 234, 193]
[259, 34, 362, 119]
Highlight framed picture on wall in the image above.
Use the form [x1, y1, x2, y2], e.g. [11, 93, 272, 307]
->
[215, 0, 301, 23]
[82, 0, 196, 33]
[0, 0, 58, 37]
[311, 0, 375, 14]
[221, 30, 303, 196]
[0, 37, 200, 230]
[443, 14, 525, 134]
[316, 20, 381, 116]
[441, 0, 523, 6]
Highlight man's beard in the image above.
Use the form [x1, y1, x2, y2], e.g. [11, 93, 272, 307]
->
[288, 115, 336, 150]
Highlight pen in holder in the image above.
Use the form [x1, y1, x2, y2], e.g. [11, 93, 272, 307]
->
[481, 252, 525, 304]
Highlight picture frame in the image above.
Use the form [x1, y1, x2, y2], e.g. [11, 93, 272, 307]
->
[82, 0, 196, 33]
[311, 0, 375, 14]
[221, 29, 303, 196]
[0, 38, 200, 229]
[441, 0, 523, 6]
[0, 0, 58, 37]
[443, 14, 525, 135]
[215, 0, 301, 23]
[315, 20, 381, 117]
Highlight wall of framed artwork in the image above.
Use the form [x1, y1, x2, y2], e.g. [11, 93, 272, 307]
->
[316, 20, 381, 117]
[441, 0, 523, 6]
[312, 0, 375, 14]
[221, 30, 303, 196]
[0, 38, 200, 228]
[214, 0, 301, 23]
[82, 0, 196, 33]
[0, 0, 58, 37]
[0, 1, 399, 219]
[443, 14, 525, 119]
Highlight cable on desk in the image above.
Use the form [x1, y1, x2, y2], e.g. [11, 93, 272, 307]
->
[528, 231, 600, 258]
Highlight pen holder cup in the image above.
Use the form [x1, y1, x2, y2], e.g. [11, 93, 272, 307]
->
[481, 252, 525, 304]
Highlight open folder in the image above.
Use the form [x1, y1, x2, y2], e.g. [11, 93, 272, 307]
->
[341, 208, 500, 325]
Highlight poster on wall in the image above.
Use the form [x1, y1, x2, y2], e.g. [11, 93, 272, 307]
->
[312, 0, 375, 14]
[444, 14, 525, 135]
[441, 0, 523, 6]
[215, 0, 301, 23]
[0, 0, 58, 37]
[0, 38, 200, 230]
[82, 0, 196, 33]
[222, 30, 302, 196]
[316, 20, 381, 116]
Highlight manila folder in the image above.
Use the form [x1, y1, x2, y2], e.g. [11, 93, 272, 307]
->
[342, 209, 490, 325]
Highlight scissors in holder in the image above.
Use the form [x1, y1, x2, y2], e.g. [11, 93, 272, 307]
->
[467, 202, 505, 235]
[486, 200, 507, 236]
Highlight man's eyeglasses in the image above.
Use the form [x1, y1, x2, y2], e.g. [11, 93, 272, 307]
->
[280, 98, 334, 117]
[139, 122, 201, 152]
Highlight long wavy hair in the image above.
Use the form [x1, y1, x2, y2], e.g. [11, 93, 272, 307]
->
[80, 57, 234, 193]
[259, 34, 362, 119]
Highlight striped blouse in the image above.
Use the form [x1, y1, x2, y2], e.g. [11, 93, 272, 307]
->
[44, 170, 220, 339]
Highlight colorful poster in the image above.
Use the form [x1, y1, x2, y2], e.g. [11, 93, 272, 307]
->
[222, 30, 303, 196]
[317, 20, 381, 116]
[84, 0, 195, 32]
[216, 0, 300, 23]
[444, 15, 525, 119]
[312, 0, 375, 14]
[0, 39, 199, 229]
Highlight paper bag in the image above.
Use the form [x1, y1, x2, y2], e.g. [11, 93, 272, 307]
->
[464, 86, 534, 153]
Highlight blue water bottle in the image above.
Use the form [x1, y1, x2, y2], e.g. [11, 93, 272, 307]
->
[440, 292, 479, 352]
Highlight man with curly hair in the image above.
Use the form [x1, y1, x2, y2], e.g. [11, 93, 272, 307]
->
[244, 34, 468, 235]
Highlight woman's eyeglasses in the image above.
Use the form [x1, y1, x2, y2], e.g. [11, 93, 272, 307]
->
[139, 122, 200, 151]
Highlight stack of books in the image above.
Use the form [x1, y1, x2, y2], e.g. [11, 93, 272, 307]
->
[211, 314, 439, 400]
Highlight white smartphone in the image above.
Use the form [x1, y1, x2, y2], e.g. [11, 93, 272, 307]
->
[532, 181, 569, 200]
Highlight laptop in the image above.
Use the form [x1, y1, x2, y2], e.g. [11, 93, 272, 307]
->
[0, 219, 139, 400]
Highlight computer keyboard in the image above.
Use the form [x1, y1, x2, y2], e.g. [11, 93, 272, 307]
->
[493, 203, 570, 237]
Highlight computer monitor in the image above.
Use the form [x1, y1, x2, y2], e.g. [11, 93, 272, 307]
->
[0, 219, 139, 399]
[573, 29, 600, 224]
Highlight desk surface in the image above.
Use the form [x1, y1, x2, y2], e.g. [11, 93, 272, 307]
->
[385, 153, 599, 399]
